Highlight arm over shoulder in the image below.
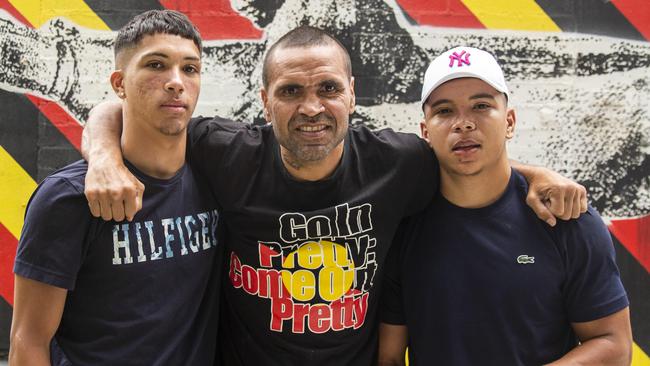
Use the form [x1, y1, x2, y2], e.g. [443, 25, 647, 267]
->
[372, 129, 439, 216]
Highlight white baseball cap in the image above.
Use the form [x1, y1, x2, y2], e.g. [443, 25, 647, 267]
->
[420, 46, 509, 106]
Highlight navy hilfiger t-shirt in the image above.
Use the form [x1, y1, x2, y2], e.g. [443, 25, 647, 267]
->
[381, 170, 629, 366]
[15, 160, 221, 366]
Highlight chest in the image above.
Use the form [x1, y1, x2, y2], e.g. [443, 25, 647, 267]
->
[402, 212, 568, 321]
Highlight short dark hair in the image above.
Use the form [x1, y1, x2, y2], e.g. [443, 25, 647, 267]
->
[114, 10, 202, 61]
[262, 25, 352, 88]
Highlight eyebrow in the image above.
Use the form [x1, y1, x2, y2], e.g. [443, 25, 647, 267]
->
[320, 79, 344, 87]
[141, 51, 200, 61]
[469, 93, 497, 100]
[427, 93, 497, 108]
[276, 83, 302, 90]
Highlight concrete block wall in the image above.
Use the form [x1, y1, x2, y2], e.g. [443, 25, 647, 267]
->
[0, 0, 648, 363]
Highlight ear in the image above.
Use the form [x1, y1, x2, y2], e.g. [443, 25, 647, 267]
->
[110, 70, 126, 99]
[260, 88, 271, 123]
[420, 121, 430, 142]
[348, 76, 356, 114]
[505, 108, 516, 139]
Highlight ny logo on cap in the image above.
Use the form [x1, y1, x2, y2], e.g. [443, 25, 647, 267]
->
[449, 50, 471, 67]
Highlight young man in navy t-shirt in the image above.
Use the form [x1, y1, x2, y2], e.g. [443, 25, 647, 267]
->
[10, 11, 221, 365]
[379, 47, 632, 365]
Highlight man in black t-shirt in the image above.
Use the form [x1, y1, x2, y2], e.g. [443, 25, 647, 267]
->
[81, 27, 588, 365]
[378, 47, 632, 366]
[10, 11, 221, 365]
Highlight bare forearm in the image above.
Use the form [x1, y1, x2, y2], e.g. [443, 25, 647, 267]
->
[10, 276, 66, 366]
[9, 339, 51, 366]
[545, 337, 631, 366]
[510, 159, 539, 180]
[377, 359, 406, 366]
[82, 101, 144, 221]
[378, 323, 408, 366]
[81, 101, 124, 162]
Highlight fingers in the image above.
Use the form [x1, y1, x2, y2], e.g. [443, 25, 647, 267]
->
[571, 189, 582, 219]
[96, 190, 110, 220]
[561, 188, 576, 220]
[84, 160, 144, 222]
[87, 196, 101, 218]
[124, 181, 144, 221]
[546, 188, 567, 221]
[526, 191, 557, 227]
[580, 187, 588, 213]
[546, 185, 588, 221]
[110, 191, 127, 222]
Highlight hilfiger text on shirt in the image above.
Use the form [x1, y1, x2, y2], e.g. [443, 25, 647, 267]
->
[112, 209, 218, 265]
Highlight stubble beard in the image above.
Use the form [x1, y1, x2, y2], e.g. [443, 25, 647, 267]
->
[277, 115, 347, 170]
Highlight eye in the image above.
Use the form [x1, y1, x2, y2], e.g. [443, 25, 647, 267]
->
[474, 102, 491, 110]
[435, 107, 452, 115]
[320, 83, 342, 95]
[183, 64, 200, 74]
[147, 61, 164, 70]
[281, 86, 300, 96]
[322, 84, 336, 93]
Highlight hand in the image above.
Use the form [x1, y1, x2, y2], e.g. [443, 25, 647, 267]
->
[525, 167, 588, 226]
[84, 157, 144, 222]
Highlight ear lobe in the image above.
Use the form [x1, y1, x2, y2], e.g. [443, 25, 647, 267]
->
[505, 109, 516, 139]
[420, 121, 430, 141]
[110, 70, 126, 99]
[260, 88, 272, 123]
[348, 77, 356, 113]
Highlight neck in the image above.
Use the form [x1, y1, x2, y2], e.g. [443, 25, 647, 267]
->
[281, 143, 344, 182]
[121, 112, 186, 180]
[440, 159, 511, 209]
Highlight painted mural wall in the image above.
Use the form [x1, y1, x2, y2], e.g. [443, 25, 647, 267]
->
[0, 0, 648, 363]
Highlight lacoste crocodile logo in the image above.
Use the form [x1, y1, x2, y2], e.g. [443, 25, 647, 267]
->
[517, 255, 535, 264]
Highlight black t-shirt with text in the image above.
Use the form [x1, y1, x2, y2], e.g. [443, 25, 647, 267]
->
[188, 117, 438, 365]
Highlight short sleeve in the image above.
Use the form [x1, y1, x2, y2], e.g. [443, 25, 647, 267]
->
[380, 219, 411, 325]
[403, 137, 439, 216]
[187, 116, 221, 174]
[560, 207, 629, 322]
[186, 116, 256, 180]
[14, 177, 94, 290]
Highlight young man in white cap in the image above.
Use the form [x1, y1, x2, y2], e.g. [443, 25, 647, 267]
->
[378, 47, 632, 366]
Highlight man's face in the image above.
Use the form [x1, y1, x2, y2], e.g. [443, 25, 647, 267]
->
[116, 33, 201, 136]
[421, 77, 515, 177]
[261, 44, 355, 168]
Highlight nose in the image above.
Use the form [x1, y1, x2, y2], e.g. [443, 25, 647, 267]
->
[298, 92, 325, 117]
[165, 67, 184, 94]
[452, 116, 476, 132]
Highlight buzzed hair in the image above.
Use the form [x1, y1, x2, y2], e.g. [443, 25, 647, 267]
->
[114, 10, 202, 64]
[262, 25, 352, 88]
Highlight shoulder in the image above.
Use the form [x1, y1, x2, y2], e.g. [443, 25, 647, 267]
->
[189, 116, 271, 143]
[348, 126, 434, 163]
[554, 206, 612, 246]
[17, 162, 96, 290]
[349, 126, 427, 150]
[31, 160, 88, 205]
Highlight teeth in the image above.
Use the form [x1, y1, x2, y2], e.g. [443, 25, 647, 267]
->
[299, 125, 326, 132]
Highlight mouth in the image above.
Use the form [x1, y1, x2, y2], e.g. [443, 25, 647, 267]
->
[297, 124, 329, 133]
[452, 139, 481, 153]
[160, 102, 187, 112]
